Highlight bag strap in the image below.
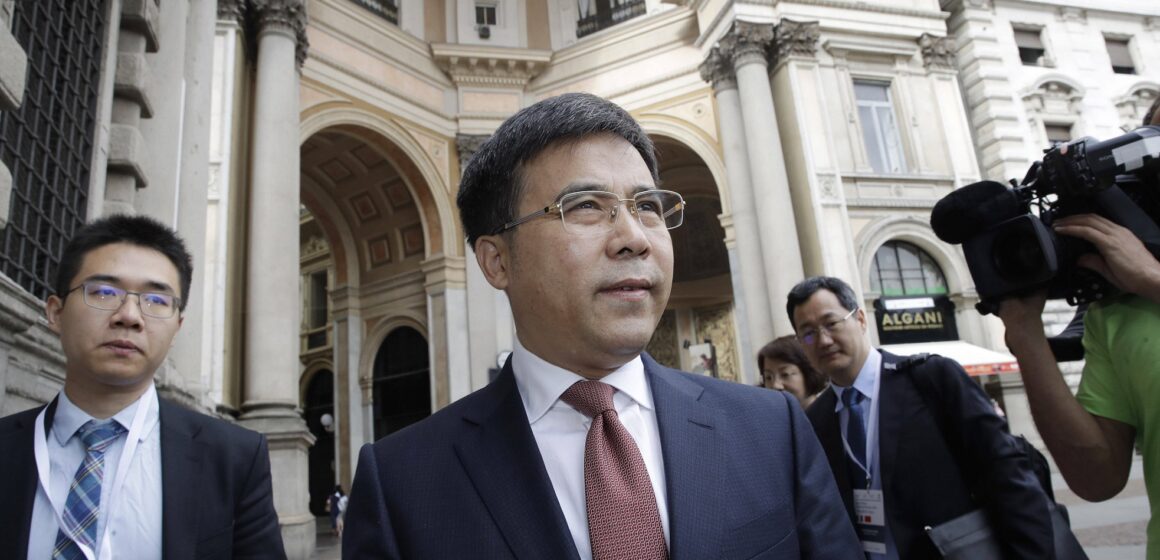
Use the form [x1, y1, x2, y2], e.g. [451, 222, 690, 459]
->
[897, 353, 982, 493]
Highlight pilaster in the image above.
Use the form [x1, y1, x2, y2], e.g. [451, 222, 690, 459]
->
[104, 0, 161, 215]
[0, 1, 25, 229]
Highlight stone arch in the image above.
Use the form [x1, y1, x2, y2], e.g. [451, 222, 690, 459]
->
[357, 312, 429, 406]
[855, 215, 971, 298]
[637, 115, 732, 212]
[300, 105, 458, 258]
[299, 359, 337, 401]
[1026, 73, 1086, 98]
[300, 179, 360, 286]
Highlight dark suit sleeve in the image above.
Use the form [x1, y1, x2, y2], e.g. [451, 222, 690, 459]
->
[343, 443, 402, 560]
[785, 392, 862, 559]
[926, 358, 1054, 559]
[233, 434, 287, 559]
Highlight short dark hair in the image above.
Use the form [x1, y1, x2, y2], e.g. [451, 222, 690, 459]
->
[757, 335, 828, 395]
[1144, 96, 1160, 127]
[55, 214, 194, 311]
[785, 276, 860, 330]
[457, 92, 659, 247]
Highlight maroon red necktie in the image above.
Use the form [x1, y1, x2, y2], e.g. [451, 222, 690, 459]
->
[560, 381, 668, 560]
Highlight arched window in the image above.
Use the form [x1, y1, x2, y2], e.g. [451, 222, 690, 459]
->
[870, 241, 948, 296]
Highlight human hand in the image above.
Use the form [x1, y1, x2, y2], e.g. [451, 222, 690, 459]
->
[995, 290, 1049, 351]
[1053, 213, 1160, 301]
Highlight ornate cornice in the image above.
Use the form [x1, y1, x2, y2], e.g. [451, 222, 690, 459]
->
[718, 21, 774, 69]
[431, 44, 551, 87]
[918, 33, 956, 71]
[698, 47, 736, 92]
[252, 0, 309, 67]
[456, 134, 490, 172]
[771, 20, 820, 65]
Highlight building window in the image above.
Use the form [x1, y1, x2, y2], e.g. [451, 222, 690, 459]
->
[475, 2, 496, 26]
[870, 241, 948, 297]
[1014, 28, 1046, 66]
[1105, 37, 1135, 75]
[350, 0, 398, 25]
[854, 81, 908, 174]
[1045, 124, 1072, 146]
[576, 0, 647, 38]
[303, 269, 329, 350]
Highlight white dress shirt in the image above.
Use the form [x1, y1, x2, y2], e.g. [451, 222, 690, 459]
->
[511, 338, 670, 560]
[833, 348, 900, 560]
[28, 387, 163, 560]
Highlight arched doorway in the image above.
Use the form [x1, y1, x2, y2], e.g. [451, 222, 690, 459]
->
[302, 369, 335, 516]
[372, 327, 432, 440]
[645, 136, 737, 379]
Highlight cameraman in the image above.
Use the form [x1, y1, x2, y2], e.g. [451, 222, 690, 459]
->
[996, 100, 1160, 556]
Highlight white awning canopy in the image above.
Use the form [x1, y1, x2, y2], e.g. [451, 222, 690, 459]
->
[880, 340, 1019, 376]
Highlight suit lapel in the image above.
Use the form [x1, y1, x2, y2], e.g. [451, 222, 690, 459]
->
[645, 356, 723, 560]
[159, 400, 203, 560]
[812, 389, 854, 516]
[454, 364, 579, 560]
[877, 351, 905, 498]
[0, 404, 48, 560]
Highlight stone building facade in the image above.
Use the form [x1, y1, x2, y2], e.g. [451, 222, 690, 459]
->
[1, 0, 1157, 557]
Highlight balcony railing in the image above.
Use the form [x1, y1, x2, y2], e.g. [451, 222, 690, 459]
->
[576, 0, 646, 38]
[350, 0, 397, 25]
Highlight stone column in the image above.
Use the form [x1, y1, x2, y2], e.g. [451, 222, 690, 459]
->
[103, 0, 161, 216]
[239, 1, 314, 558]
[0, 0, 27, 227]
[330, 285, 363, 490]
[423, 255, 471, 406]
[719, 21, 805, 334]
[698, 48, 771, 385]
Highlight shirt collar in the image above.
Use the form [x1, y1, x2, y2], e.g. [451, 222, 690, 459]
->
[834, 347, 882, 413]
[511, 336, 652, 424]
[52, 384, 158, 445]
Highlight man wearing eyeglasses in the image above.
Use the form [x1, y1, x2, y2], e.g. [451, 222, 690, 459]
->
[344, 93, 857, 559]
[0, 215, 285, 559]
[788, 276, 1052, 559]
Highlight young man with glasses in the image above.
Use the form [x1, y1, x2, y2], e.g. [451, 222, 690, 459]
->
[344, 93, 858, 559]
[787, 276, 1053, 560]
[0, 215, 285, 559]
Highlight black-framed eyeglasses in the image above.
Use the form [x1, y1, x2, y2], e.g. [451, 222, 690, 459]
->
[492, 189, 687, 236]
[797, 307, 857, 346]
[65, 282, 182, 319]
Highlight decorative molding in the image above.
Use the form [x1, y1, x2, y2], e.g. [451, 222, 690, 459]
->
[1058, 6, 1086, 24]
[252, 0, 309, 67]
[216, 0, 245, 23]
[781, 0, 945, 19]
[431, 44, 552, 87]
[455, 134, 490, 173]
[918, 34, 956, 71]
[771, 20, 820, 65]
[718, 21, 773, 69]
[698, 47, 736, 92]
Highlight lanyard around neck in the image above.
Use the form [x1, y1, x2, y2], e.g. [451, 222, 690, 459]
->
[33, 384, 156, 560]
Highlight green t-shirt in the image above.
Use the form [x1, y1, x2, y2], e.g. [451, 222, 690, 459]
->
[1078, 294, 1160, 558]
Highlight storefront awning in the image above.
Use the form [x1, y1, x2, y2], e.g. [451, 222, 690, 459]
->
[880, 340, 1020, 376]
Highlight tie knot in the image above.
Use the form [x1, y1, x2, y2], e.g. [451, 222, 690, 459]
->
[560, 381, 616, 419]
[841, 387, 864, 408]
[78, 420, 125, 453]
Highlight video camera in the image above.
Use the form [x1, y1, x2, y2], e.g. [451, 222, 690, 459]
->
[930, 125, 1160, 316]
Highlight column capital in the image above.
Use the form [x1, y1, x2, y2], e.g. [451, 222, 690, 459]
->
[455, 133, 491, 173]
[719, 21, 773, 70]
[217, 0, 245, 23]
[919, 33, 957, 71]
[251, 0, 309, 67]
[771, 20, 820, 66]
[698, 47, 737, 92]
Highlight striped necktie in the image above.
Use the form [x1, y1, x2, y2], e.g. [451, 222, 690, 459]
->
[843, 388, 869, 490]
[53, 420, 125, 559]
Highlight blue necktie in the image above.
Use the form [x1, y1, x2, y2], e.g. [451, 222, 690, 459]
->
[843, 388, 869, 490]
[53, 420, 125, 559]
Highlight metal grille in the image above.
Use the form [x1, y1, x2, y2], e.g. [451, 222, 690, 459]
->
[350, 0, 398, 25]
[0, 0, 106, 300]
[577, 0, 646, 38]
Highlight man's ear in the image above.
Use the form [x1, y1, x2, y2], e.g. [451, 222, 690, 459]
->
[474, 235, 512, 290]
[45, 295, 63, 335]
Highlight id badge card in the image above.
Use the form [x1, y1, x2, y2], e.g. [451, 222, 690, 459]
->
[853, 488, 887, 554]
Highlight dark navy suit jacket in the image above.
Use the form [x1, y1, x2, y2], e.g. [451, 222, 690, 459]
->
[344, 354, 861, 559]
[806, 350, 1053, 560]
[0, 397, 286, 560]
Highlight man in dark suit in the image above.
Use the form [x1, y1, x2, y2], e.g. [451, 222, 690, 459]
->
[788, 276, 1053, 559]
[343, 93, 859, 559]
[0, 215, 285, 559]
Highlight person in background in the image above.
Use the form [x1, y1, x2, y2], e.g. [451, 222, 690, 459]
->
[758, 335, 828, 409]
